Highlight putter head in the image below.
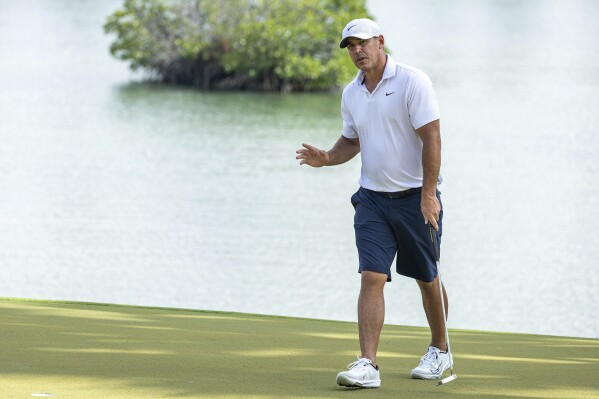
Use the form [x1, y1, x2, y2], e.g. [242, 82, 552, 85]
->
[437, 374, 457, 385]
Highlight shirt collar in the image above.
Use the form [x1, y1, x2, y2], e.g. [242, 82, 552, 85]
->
[353, 55, 398, 86]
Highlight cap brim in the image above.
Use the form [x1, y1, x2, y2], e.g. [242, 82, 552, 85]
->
[339, 33, 375, 48]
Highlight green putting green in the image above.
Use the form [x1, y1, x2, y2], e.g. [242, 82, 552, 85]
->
[1, 298, 597, 398]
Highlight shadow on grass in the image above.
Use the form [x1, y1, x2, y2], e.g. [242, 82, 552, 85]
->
[1, 299, 597, 398]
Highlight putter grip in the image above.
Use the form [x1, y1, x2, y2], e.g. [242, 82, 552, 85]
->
[429, 225, 440, 262]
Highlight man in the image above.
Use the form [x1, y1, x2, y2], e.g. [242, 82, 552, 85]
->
[295, 18, 451, 388]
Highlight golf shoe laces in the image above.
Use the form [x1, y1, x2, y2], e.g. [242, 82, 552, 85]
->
[419, 347, 442, 370]
[346, 356, 377, 371]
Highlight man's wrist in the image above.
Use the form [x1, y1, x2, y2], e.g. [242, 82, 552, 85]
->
[324, 150, 334, 166]
[421, 187, 437, 198]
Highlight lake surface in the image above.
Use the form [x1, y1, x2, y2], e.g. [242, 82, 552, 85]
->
[0, 0, 598, 339]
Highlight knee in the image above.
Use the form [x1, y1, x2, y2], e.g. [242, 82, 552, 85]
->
[416, 276, 439, 292]
[361, 271, 387, 290]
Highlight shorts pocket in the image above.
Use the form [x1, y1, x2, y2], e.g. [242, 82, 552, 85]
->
[350, 189, 361, 209]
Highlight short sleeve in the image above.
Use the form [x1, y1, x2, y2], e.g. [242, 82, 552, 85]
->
[407, 70, 440, 130]
[341, 90, 358, 139]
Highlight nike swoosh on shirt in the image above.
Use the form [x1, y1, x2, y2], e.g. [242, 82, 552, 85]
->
[385, 92, 395, 96]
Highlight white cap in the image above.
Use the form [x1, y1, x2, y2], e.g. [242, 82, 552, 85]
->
[339, 18, 382, 48]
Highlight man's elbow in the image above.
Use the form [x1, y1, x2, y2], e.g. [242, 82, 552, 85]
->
[416, 120, 441, 144]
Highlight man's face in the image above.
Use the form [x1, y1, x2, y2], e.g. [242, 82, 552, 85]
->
[346, 36, 384, 72]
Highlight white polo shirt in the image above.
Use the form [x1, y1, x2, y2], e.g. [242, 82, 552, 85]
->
[341, 55, 441, 192]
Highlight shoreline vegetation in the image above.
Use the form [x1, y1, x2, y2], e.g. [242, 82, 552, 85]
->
[104, 0, 371, 93]
[1, 298, 598, 398]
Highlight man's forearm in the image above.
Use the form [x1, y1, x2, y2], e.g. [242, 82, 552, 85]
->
[422, 140, 441, 195]
[417, 120, 441, 195]
[326, 136, 361, 166]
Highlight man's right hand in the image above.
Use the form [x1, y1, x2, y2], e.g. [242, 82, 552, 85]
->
[296, 143, 329, 167]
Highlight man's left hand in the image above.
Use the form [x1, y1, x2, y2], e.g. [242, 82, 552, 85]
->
[421, 192, 441, 231]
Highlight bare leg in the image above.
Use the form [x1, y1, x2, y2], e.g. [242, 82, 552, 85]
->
[416, 276, 448, 351]
[358, 271, 388, 366]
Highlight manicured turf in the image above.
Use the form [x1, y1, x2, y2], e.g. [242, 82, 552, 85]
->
[1, 298, 597, 398]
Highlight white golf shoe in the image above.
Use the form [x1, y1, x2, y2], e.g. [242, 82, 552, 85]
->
[336, 357, 381, 388]
[410, 346, 452, 380]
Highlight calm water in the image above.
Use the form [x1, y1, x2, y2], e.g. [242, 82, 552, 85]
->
[0, 0, 598, 339]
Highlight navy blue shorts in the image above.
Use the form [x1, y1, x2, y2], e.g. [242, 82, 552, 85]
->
[350, 187, 442, 282]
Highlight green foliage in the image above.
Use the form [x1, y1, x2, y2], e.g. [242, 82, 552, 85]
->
[104, 0, 373, 91]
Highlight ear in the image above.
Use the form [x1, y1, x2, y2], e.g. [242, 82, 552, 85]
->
[378, 35, 385, 49]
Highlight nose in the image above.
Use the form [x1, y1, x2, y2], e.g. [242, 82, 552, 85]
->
[352, 44, 364, 54]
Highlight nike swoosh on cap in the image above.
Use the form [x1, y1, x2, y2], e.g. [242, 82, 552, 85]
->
[347, 24, 357, 31]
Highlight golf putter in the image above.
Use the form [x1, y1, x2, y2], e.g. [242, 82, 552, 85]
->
[429, 225, 458, 385]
